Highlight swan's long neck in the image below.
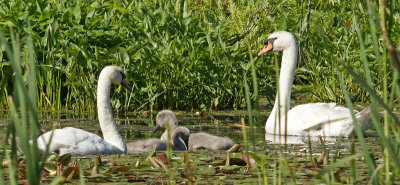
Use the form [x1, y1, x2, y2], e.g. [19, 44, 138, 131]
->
[267, 44, 298, 133]
[97, 72, 127, 153]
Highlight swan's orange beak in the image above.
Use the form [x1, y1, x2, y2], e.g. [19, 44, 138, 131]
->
[258, 41, 273, 56]
[121, 79, 132, 92]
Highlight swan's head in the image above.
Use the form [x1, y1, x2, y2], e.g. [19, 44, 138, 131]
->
[102, 66, 132, 91]
[153, 110, 178, 133]
[258, 31, 297, 56]
[172, 127, 190, 150]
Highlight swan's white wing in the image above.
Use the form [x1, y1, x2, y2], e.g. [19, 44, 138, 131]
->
[288, 103, 356, 128]
[37, 127, 122, 155]
[285, 103, 357, 136]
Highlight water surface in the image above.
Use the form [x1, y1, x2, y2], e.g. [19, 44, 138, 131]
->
[0, 110, 391, 184]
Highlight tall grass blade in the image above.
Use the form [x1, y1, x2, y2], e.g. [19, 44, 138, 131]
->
[342, 65, 400, 171]
[335, 62, 377, 183]
[0, 23, 43, 185]
[249, 48, 259, 148]
[315, 10, 377, 180]
[319, 153, 363, 175]
[243, 70, 256, 151]
[366, 0, 392, 182]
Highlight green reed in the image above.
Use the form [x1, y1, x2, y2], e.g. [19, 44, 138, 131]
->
[0, 24, 42, 184]
[318, 0, 400, 184]
[0, 0, 399, 184]
[2, 0, 392, 112]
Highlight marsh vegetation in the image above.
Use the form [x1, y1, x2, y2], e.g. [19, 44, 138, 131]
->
[0, 0, 400, 184]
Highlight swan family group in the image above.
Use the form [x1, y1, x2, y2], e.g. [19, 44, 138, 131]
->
[36, 66, 234, 155]
[34, 31, 372, 155]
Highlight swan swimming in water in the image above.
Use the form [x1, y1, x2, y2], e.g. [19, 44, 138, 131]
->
[153, 110, 190, 150]
[258, 31, 372, 138]
[127, 124, 191, 153]
[36, 66, 132, 155]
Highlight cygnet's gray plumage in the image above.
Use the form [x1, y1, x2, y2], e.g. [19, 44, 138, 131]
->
[126, 126, 191, 154]
[154, 109, 234, 151]
[127, 110, 190, 154]
[126, 138, 167, 154]
[154, 110, 190, 150]
[165, 126, 191, 150]
[154, 110, 178, 133]
[188, 132, 234, 151]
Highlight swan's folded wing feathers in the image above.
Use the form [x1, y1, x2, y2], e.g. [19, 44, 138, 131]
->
[38, 127, 121, 155]
[288, 103, 357, 134]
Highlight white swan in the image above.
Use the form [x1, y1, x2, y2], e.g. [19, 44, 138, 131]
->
[258, 31, 372, 138]
[36, 66, 132, 155]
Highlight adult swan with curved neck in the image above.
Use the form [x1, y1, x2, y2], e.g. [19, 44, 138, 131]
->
[36, 66, 132, 155]
[258, 31, 372, 138]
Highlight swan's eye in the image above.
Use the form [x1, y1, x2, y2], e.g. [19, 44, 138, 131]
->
[119, 72, 126, 80]
[264, 37, 277, 45]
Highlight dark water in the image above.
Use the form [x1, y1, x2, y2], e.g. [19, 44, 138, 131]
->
[0, 110, 393, 184]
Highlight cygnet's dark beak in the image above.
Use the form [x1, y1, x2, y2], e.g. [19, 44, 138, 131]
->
[183, 137, 189, 150]
[121, 78, 132, 92]
[178, 136, 189, 150]
[152, 124, 160, 133]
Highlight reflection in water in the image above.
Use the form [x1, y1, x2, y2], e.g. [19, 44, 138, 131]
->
[0, 110, 373, 148]
[265, 134, 306, 144]
[265, 134, 343, 145]
[0, 110, 385, 183]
